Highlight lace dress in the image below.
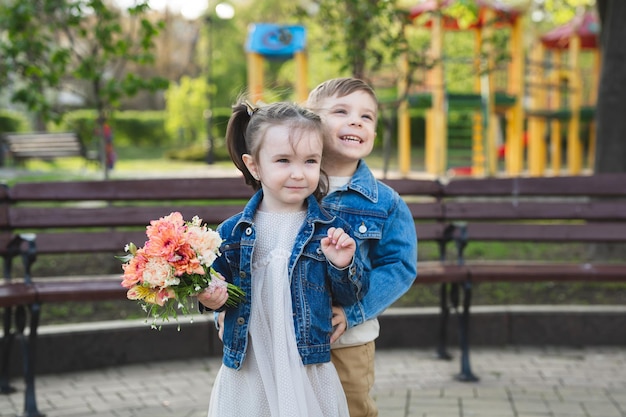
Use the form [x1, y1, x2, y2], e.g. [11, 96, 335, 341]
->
[207, 210, 349, 417]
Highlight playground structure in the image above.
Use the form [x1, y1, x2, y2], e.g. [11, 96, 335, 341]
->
[245, 23, 308, 104]
[400, 0, 600, 177]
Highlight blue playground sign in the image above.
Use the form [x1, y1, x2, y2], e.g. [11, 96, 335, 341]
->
[246, 24, 306, 58]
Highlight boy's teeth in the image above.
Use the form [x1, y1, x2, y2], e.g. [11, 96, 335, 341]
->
[341, 135, 360, 142]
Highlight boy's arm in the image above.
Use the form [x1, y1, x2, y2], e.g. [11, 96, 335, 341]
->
[342, 199, 418, 328]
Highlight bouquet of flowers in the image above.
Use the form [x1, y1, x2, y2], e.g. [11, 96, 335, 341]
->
[119, 211, 244, 329]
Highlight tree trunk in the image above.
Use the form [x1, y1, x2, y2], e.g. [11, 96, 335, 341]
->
[594, 0, 626, 173]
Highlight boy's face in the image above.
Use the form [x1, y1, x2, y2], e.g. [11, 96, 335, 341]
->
[316, 90, 377, 172]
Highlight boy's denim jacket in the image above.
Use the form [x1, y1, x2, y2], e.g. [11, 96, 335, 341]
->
[322, 160, 418, 328]
[212, 190, 367, 369]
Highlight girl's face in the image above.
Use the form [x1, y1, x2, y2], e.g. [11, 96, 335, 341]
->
[316, 90, 377, 176]
[243, 125, 323, 213]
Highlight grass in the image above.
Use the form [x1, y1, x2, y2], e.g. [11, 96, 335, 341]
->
[3, 145, 625, 325]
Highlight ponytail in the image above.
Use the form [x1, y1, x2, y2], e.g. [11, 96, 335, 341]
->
[225, 102, 261, 190]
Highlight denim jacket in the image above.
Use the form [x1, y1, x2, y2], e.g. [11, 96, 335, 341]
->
[212, 190, 367, 369]
[322, 160, 418, 328]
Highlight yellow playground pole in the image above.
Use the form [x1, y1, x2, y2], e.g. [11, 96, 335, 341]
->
[294, 51, 308, 103]
[505, 14, 525, 175]
[397, 52, 411, 176]
[528, 43, 547, 176]
[483, 7, 497, 176]
[472, 26, 485, 177]
[426, 8, 446, 175]
[549, 51, 563, 174]
[247, 52, 264, 103]
[567, 34, 583, 174]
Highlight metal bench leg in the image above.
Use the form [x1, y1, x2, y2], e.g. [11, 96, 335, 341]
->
[436, 283, 452, 360]
[456, 281, 479, 382]
[435, 224, 456, 360]
[0, 307, 17, 394]
[16, 303, 44, 417]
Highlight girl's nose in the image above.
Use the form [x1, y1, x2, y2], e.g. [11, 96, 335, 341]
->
[291, 166, 304, 179]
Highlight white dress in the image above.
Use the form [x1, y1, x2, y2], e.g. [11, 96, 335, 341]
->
[207, 210, 349, 417]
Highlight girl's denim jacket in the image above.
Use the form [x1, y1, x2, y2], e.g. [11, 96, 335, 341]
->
[322, 160, 418, 328]
[212, 191, 367, 370]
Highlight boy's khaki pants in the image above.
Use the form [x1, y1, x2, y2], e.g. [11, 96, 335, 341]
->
[331, 341, 378, 417]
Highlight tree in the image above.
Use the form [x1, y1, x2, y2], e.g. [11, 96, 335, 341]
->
[0, 0, 168, 177]
[594, 0, 626, 173]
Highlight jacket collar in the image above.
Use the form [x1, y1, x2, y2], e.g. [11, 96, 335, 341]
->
[345, 160, 379, 203]
[236, 190, 333, 230]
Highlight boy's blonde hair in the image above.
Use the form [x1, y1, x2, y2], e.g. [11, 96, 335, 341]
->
[307, 78, 378, 115]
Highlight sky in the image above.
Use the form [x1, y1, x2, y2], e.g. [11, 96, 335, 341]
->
[151, 0, 209, 19]
[115, 0, 210, 20]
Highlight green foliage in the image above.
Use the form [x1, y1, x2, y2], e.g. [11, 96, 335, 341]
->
[0, 0, 168, 124]
[112, 111, 169, 146]
[0, 110, 29, 133]
[164, 76, 209, 145]
[62, 109, 170, 148]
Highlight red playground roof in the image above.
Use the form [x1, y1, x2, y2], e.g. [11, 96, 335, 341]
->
[409, 0, 524, 29]
[540, 12, 600, 50]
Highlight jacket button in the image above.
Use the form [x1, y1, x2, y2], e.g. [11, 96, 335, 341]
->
[245, 227, 252, 235]
[239, 271, 246, 278]
[316, 247, 322, 255]
[358, 222, 367, 233]
[237, 317, 245, 325]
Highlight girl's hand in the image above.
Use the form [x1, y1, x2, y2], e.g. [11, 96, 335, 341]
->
[321, 227, 356, 269]
[197, 285, 228, 310]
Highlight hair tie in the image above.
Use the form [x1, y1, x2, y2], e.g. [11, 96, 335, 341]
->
[244, 100, 259, 116]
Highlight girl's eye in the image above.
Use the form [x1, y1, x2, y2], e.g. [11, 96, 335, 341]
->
[332, 109, 347, 115]
[276, 158, 289, 163]
[362, 114, 373, 120]
[306, 159, 319, 164]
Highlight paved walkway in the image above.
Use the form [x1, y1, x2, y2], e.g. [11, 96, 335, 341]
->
[1, 346, 625, 417]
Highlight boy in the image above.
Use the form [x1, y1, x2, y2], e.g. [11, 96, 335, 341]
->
[307, 78, 418, 416]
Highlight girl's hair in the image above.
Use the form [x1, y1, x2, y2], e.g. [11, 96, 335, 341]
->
[306, 77, 378, 111]
[225, 100, 329, 199]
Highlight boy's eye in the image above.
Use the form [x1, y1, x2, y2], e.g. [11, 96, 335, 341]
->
[306, 159, 319, 164]
[276, 158, 289, 163]
[332, 109, 347, 115]
[363, 114, 373, 120]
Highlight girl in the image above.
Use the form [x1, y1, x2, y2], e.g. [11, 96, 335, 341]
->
[198, 100, 367, 417]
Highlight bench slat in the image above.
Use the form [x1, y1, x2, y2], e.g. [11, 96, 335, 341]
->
[444, 173, 626, 197]
[0, 283, 37, 307]
[445, 201, 626, 221]
[34, 277, 127, 303]
[465, 222, 626, 242]
[9, 177, 253, 201]
[9, 205, 244, 228]
[466, 263, 626, 282]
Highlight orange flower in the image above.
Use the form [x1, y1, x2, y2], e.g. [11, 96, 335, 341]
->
[121, 248, 149, 288]
[145, 212, 186, 260]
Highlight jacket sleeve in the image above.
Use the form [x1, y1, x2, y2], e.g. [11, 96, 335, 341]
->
[342, 196, 418, 328]
[326, 244, 368, 306]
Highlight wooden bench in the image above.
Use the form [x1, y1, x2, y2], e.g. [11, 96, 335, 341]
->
[0, 132, 98, 166]
[0, 177, 255, 416]
[417, 173, 626, 381]
[2, 174, 626, 414]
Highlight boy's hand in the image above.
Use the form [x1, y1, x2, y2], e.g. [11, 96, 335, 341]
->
[197, 286, 228, 311]
[330, 306, 347, 343]
[321, 227, 356, 269]
[217, 311, 225, 341]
